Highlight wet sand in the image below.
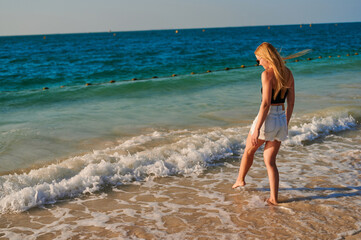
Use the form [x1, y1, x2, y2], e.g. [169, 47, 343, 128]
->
[1, 155, 360, 240]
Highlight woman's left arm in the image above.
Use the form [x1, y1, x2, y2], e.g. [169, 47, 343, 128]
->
[286, 71, 295, 125]
[251, 70, 273, 146]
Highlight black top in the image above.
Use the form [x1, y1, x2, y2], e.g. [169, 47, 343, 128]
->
[261, 88, 288, 104]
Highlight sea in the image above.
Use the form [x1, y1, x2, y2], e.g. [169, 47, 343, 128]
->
[0, 22, 360, 239]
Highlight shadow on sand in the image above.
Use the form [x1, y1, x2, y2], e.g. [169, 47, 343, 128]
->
[254, 186, 361, 203]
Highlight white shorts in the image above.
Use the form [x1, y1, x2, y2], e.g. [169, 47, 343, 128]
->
[250, 105, 288, 142]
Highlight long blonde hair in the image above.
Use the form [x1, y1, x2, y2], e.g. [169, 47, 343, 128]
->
[254, 42, 289, 100]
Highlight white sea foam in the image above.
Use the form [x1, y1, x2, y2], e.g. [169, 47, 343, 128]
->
[285, 115, 357, 145]
[335, 221, 361, 240]
[0, 128, 243, 213]
[0, 114, 358, 213]
[243, 195, 267, 210]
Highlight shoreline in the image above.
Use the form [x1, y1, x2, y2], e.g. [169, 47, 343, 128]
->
[1, 159, 360, 239]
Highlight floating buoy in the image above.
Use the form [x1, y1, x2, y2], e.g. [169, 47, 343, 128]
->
[300, 24, 302, 28]
[113, 33, 116, 36]
[268, 26, 270, 30]
[309, 24, 312, 27]
[43, 36, 46, 40]
[175, 30, 178, 34]
[335, 24, 338, 26]
[9, 48, 359, 95]
[202, 29, 205, 32]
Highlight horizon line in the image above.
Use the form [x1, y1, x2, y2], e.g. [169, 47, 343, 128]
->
[1, 20, 360, 37]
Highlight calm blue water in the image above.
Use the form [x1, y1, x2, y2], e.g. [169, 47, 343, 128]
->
[1, 23, 360, 92]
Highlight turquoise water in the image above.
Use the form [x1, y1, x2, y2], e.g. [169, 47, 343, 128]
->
[0, 23, 360, 213]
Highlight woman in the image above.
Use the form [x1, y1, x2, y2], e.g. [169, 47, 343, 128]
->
[232, 42, 295, 206]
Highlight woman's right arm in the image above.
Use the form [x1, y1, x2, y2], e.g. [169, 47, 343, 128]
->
[286, 70, 295, 125]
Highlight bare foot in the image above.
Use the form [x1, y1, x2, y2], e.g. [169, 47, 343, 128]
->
[266, 198, 278, 206]
[232, 180, 246, 189]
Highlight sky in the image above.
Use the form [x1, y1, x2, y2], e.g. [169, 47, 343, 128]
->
[1, 0, 361, 36]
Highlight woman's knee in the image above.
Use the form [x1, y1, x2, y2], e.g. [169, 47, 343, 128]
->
[263, 155, 277, 168]
[263, 146, 279, 167]
[245, 146, 258, 156]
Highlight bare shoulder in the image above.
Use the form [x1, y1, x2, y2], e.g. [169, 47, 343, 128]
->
[261, 69, 274, 83]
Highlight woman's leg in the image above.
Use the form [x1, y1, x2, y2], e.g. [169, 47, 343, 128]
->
[263, 140, 282, 205]
[232, 132, 265, 188]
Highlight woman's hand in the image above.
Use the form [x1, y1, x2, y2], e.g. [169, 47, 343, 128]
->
[251, 129, 260, 146]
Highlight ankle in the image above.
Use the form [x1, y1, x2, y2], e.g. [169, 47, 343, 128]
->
[267, 198, 278, 205]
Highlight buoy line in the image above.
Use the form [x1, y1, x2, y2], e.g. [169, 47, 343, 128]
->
[1, 51, 359, 93]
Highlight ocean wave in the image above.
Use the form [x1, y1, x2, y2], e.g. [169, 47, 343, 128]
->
[285, 115, 357, 145]
[0, 114, 357, 213]
[0, 128, 243, 213]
